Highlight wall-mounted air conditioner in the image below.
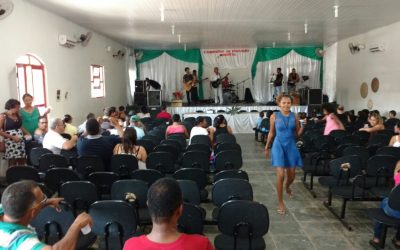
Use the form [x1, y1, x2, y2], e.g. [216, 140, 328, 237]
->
[369, 44, 385, 53]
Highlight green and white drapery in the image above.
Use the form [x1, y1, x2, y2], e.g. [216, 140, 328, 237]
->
[251, 47, 323, 102]
[136, 49, 203, 102]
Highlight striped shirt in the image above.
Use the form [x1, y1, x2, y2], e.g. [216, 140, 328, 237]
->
[0, 205, 45, 250]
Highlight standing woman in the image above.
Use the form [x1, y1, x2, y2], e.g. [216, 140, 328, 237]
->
[0, 99, 28, 166]
[20, 93, 50, 137]
[265, 94, 304, 215]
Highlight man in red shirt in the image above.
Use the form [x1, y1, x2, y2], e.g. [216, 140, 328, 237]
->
[123, 178, 214, 250]
[155, 104, 172, 120]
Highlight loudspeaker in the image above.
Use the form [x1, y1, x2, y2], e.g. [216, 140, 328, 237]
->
[308, 89, 322, 105]
[244, 88, 254, 103]
[134, 92, 146, 106]
[147, 90, 162, 107]
[135, 80, 145, 93]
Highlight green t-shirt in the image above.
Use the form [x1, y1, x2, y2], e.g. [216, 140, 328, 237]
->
[0, 205, 46, 250]
[20, 107, 40, 136]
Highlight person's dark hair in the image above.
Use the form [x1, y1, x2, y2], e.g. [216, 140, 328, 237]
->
[266, 110, 274, 119]
[141, 106, 149, 114]
[184, 67, 189, 71]
[172, 114, 181, 122]
[213, 114, 227, 128]
[22, 93, 33, 100]
[1, 180, 38, 220]
[86, 113, 95, 120]
[122, 127, 137, 154]
[321, 103, 336, 114]
[277, 67, 282, 72]
[195, 116, 205, 126]
[161, 104, 167, 111]
[259, 111, 265, 118]
[63, 114, 72, 124]
[390, 110, 396, 117]
[104, 106, 117, 117]
[119, 106, 125, 112]
[275, 93, 292, 105]
[147, 178, 182, 223]
[38, 116, 47, 122]
[86, 118, 100, 135]
[192, 70, 197, 75]
[396, 121, 400, 129]
[5, 99, 20, 110]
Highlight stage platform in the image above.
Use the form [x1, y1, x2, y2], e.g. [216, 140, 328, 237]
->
[168, 103, 308, 134]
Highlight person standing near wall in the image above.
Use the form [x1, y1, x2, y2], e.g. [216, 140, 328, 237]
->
[182, 67, 194, 105]
[20, 93, 50, 139]
[265, 94, 304, 215]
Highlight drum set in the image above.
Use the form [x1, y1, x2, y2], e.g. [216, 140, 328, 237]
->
[221, 77, 239, 104]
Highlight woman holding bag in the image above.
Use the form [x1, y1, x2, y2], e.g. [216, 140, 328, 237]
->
[0, 99, 28, 166]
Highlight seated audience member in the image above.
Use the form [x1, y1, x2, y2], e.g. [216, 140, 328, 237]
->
[63, 114, 77, 137]
[43, 118, 77, 154]
[137, 106, 151, 119]
[118, 106, 127, 121]
[33, 116, 48, 144]
[77, 112, 96, 135]
[113, 127, 147, 169]
[359, 112, 385, 134]
[128, 115, 145, 140]
[103, 106, 119, 127]
[0, 180, 92, 250]
[212, 114, 233, 140]
[336, 105, 350, 126]
[189, 116, 213, 144]
[76, 118, 121, 169]
[385, 110, 400, 131]
[322, 103, 345, 135]
[389, 121, 400, 147]
[370, 161, 400, 248]
[256, 111, 265, 129]
[156, 104, 172, 121]
[123, 178, 213, 250]
[165, 114, 189, 138]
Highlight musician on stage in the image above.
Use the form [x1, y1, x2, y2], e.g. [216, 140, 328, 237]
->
[273, 67, 283, 98]
[183, 67, 194, 105]
[191, 70, 199, 105]
[210, 67, 223, 104]
[287, 68, 300, 93]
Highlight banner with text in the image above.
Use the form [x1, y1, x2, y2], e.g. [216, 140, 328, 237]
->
[201, 48, 256, 69]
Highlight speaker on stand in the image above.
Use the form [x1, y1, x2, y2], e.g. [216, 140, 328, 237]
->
[307, 89, 322, 115]
[147, 90, 162, 107]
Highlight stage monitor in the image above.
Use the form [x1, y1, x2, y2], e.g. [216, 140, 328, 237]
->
[135, 80, 145, 93]
[134, 92, 146, 106]
[147, 90, 162, 107]
[308, 89, 322, 105]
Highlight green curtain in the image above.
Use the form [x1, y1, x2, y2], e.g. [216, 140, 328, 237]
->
[251, 46, 323, 87]
[136, 49, 204, 99]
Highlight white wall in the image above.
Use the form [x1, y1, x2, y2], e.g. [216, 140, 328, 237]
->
[335, 21, 400, 116]
[322, 42, 337, 102]
[0, 0, 129, 123]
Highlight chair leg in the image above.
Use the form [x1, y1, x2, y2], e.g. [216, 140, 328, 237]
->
[340, 199, 347, 219]
[327, 190, 332, 206]
[379, 225, 388, 248]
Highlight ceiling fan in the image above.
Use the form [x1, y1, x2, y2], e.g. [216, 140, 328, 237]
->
[134, 51, 143, 60]
[0, 0, 13, 20]
[315, 48, 325, 57]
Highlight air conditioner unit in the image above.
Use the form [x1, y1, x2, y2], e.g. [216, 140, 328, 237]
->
[58, 34, 75, 48]
[369, 44, 385, 53]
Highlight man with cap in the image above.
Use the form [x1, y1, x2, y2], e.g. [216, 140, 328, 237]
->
[129, 115, 145, 140]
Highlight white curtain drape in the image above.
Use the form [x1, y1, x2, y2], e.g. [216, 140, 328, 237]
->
[201, 48, 257, 69]
[253, 50, 321, 102]
[138, 53, 198, 102]
[127, 52, 136, 104]
[323, 43, 337, 102]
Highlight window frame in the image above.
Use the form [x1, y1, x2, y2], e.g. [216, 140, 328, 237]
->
[90, 64, 105, 98]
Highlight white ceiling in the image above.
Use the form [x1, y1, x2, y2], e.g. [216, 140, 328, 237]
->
[28, 0, 400, 49]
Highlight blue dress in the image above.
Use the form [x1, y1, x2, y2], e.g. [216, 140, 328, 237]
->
[271, 112, 303, 168]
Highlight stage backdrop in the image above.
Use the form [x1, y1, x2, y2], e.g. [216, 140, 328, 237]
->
[251, 47, 323, 102]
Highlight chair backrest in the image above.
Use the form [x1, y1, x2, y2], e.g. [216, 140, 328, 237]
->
[29, 147, 53, 167]
[338, 135, 361, 146]
[186, 143, 211, 157]
[167, 134, 187, 150]
[111, 179, 148, 208]
[215, 150, 243, 171]
[389, 185, 400, 210]
[204, 116, 212, 127]
[214, 170, 249, 183]
[329, 129, 347, 140]
[215, 143, 242, 155]
[174, 168, 208, 190]
[329, 155, 362, 179]
[343, 145, 370, 167]
[376, 146, 400, 160]
[136, 139, 156, 154]
[259, 118, 270, 131]
[75, 156, 105, 178]
[131, 169, 164, 186]
[216, 134, 236, 144]
[59, 181, 98, 214]
[142, 135, 161, 146]
[377, 129, 395, 137]
[110, 154, 139, 178]
[146, 152, 176, 173]
[366, 155, 398, 177]
[89, 200, 137, 247]
[184, 117, 196, 125]
[6, 166, 40, 184]
[38, 154, 69, 172]
[45, 168, 80, 193]
[352, 130, 370, 145]
[218, 200, 269, 238]
[182, 121, 194, 134]
[212, 179, 253, 207]
[369, 134, 390, 147]
[160, 139, 182, 154]
[154, 144, 179, 163]
[177, 180, 201, 205]
[178, 203, 204, 235]
[181, 151, 210, 170]
[190, 135, 212, 147]
[87, 172, 119, 197]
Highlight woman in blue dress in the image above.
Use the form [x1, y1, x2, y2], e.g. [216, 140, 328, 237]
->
[265, 94, 305, 215]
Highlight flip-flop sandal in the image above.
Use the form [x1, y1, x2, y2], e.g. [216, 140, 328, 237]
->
[392, 238, 400, 249]
[369, 239, 381, 249]
[277, 208, 286, 215]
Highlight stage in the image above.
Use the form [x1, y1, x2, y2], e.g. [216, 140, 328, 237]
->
[168, 103, 308, 134]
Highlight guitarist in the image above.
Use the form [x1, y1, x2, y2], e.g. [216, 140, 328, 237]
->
[210, 67, 223, 104]
[183, 67, 194, 105]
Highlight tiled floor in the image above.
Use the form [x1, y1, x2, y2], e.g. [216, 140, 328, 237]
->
[204, 134, 398, 250]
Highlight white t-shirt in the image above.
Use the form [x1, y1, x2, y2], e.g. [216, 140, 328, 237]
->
[210, 72, 220, 82]
[43, 129, 67, 154]
[189, 126, 209, 144]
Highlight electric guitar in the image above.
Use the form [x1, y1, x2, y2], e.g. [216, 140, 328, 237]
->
[183, 77, 209, 91]
[211, 73, 229, 88]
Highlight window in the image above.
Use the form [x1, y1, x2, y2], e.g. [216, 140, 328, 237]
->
[16, 54, 47, 108]
[90, 64, 105, 98]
